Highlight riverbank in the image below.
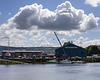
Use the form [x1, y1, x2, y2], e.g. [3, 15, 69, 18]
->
[68, 57, 100, 63]
[0, 57, 100, 65]
[0, 59, 28, 65]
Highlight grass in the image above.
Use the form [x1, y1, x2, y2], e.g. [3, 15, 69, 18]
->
[0, 59, 28, 65]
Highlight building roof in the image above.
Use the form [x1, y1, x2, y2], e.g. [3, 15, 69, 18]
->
[56, 43, 86, 50]
[2, 50, 42, 53]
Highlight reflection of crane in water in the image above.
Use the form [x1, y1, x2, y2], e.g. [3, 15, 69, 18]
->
[54, 31, 67, 57]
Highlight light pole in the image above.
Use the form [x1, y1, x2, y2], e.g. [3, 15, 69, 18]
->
[7, 37, 10, 52]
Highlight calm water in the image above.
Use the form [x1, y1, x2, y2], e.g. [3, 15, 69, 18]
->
[0, 63, 100, 80]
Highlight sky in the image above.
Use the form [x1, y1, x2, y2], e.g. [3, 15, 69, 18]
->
[0, 0, 100, 47]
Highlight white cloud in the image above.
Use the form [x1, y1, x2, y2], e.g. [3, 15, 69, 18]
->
[0, 26, 28, 47]
[74, 36, 88, 45]
[73, 37, 100, 48]
[84, 39, 100, 45]
[8, 13, 11, 15]
[0, 1, 99, 47]
[85, 0, 100, 7]
[40, 41, 50, 47]
[40, 40, 55, 47]
[0, 1, 99, 32]
[38, 36, 46, 41]
[0, 36, 26, 47]
[0, 12, 1, 16]
[29, 32, 41, 42]
[60, 38, 67, 44]
[81, 39, 100, 48]
[96, 29, 100, 32]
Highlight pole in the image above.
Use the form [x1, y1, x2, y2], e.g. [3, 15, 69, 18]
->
[8, 37, 10, 53]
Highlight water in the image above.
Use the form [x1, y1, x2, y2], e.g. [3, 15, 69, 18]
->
[0, 63, 100, 80]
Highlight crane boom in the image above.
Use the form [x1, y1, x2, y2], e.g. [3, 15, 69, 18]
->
[54, 31, 67, 56]
[54, 31, 62, 47]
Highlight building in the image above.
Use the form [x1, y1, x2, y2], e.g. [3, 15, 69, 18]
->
[47, 54, 55, 58]
[55, 43, 87, 58]
[2, 50, 43, 59]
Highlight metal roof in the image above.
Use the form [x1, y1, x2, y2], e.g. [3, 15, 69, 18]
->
[2, 50, 42, 53]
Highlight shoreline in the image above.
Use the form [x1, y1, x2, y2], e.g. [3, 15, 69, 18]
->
[0, 59, 28, 65]
[0, 57, 100, 65]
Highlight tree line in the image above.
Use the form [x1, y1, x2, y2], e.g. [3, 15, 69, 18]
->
[86, 45, 100, 56]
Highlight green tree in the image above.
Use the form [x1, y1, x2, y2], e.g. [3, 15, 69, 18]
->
[86, 46, 91, 55]
[87, 45, 100, 56]
[98, 45, 100, 52]
[63, 41, 72, 46]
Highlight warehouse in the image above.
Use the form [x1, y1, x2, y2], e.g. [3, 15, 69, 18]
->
[55, 43, 87, 58]
[2, 50, 43, 59]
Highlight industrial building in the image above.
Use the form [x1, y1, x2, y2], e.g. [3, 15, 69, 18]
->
[55, 43, 87, 58]
[2, 50, 43, 59]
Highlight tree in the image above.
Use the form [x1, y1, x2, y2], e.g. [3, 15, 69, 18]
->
[86, 45, 100, 56]
[63, 41, 72, 46]
[98, 45, 100, 52]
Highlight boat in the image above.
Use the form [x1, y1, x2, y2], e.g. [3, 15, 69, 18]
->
[47, 59, 57, 63]
[60, 59, 72, 64]
[72, 61, 84, 64]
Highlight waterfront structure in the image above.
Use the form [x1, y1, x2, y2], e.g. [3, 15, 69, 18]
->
[47, 54, 55, 58]
[55, 43, 87, 58]
[2, 50, 43, 59]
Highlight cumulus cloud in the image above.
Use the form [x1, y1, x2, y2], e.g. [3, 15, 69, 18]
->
[84, 39, 100, 46]
[85, 0, 100, 7]
[60, 38, 67, 44]
[29, 34, 55, 47]
[0, 1, 99, 33]
[0, 26, 28, 47]
[74, 36, 88, 45]
[0, 1, 100, 47]
[73, 37, 100, 47]
[45, 30, 81, 37]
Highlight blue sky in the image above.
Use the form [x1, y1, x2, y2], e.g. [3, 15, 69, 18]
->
[0, 0, 100, 47]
